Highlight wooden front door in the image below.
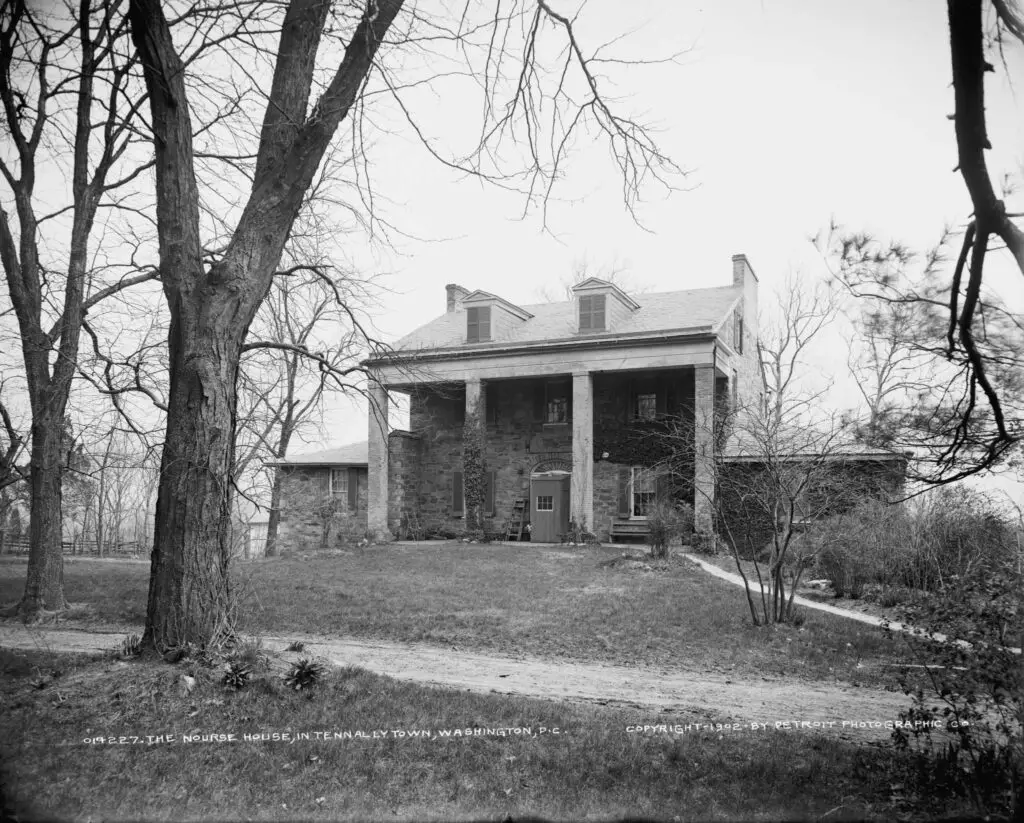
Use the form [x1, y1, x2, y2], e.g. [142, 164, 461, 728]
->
[531, 475, 570, 542]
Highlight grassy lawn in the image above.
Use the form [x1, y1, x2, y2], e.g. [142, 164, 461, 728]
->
[0, 544, 918, 687]
[0, 647, 964, 822]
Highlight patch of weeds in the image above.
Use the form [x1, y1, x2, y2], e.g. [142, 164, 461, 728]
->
[117, 633, 142, 659]
[222, 661, 252, 690]
[284, 658, 325, 691]
[230, 636, 270, 671]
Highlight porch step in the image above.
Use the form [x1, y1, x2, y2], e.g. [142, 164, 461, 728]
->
[610, 520, 650, 542]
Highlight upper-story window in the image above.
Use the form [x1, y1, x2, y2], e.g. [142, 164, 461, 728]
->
[467, 306, 491, 342]
[579, 294, 606, 332]
[635, 393, 657, 421]
[732, 311, 743, 353]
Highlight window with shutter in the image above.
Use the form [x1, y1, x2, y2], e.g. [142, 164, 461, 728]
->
[485, 470, 496, 516]
[452, 471, 464, 515]
[347, 467, 359, 511]
[467, 306, 491, 342]
[578, 294, 606, 332]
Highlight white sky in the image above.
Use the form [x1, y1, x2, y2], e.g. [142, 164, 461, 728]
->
[308, 0, 1023, 492]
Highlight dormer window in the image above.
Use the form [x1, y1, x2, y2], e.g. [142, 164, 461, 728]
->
[467, 306, 491, 342]
[579, 294, 606, 332]
[572, 277, 637, 334]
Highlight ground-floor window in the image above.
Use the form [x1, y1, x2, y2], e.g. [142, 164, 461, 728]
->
[329, 468, 347, 499]
[631, 467, 656, 518]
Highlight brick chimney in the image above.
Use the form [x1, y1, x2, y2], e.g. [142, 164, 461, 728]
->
[446, 283, 470, 313]
[731, 253, 759, 353]
[731, 253, 758, 288]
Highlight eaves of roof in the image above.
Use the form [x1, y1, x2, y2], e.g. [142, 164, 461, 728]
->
[364, 325, 717, 367]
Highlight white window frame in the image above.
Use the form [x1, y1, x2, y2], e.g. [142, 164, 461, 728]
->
[329, 468, 348, 498]
[536, 494, 554, 512]
[630, 467, 656, 520]
[636, 392, 657, 421]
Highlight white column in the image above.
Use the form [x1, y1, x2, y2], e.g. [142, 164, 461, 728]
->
[693, 365, 715, 533]
[571, 371, 594, 531]
[367, 380, 392, 541]
[465, 377, 483, 420]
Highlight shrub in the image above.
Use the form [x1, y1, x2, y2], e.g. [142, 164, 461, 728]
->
[689, 530, 720, 555]
[645, 500, 693, 559]
[817, 545, 868, 599]
[560, 518, 599, 546]
[889, 561, 1022, 818]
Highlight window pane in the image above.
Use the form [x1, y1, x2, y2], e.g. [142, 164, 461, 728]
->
[592, 294, 606, 330]
[547, 396, 568, 423]
[467, 307, 479, 342]
[637, 393, 657, 421]
[479, 306, 491, 341]
[330, 469, 347, 497]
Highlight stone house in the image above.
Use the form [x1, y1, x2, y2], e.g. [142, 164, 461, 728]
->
[264, 442, 370, 552]
[362, 254, 764, 543]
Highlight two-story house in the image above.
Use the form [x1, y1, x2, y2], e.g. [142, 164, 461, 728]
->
[361, 254, 762, 543]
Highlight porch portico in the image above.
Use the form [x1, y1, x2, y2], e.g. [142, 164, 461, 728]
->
[365, 343, 727, 542]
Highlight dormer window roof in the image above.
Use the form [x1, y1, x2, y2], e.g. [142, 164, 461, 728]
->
[460, 289, 533, 344]
[571, 277, 639, 334]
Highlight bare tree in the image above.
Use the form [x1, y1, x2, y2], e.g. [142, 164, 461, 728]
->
[235, 266, 374, 557]
[0, 0, 159, 617]
[819, 226, 1023, 482]
[127, 0, 681, 650]
[660, 277, 875, 625]
[757, 273, 840, 428]
[825, 1, 1023, 479]
[843, 300, 939, 449]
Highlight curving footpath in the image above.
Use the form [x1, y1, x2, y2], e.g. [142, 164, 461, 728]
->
[0, 623, 913, 741]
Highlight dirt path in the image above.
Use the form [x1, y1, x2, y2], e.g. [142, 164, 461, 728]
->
[0, 623, 911, 740]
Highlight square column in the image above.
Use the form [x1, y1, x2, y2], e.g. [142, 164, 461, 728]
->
[571, 371, 594, 531]
[694, 364, 716, 533]
[465, 377, 483, 419]
[463, 378, 486, 529]
[367, 380, 392, 542]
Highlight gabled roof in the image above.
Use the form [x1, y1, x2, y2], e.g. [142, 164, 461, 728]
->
[265, 441, 368, 468]
[391, 285, 741, 353]
[570, 277, 641, 310]
[461, 289, 534, 320]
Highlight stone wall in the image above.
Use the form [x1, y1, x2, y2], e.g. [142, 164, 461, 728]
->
[406, 369, 697, 540]
[388, 430, 422, 535]
[276, 466, 368, 552]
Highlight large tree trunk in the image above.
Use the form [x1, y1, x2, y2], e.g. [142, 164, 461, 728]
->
[129, 0, 403, 650]
[19, 409, 69, 616]
[143, 320, 244, 651]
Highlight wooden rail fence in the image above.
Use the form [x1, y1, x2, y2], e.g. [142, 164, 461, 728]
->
[0, 537, 144, 557]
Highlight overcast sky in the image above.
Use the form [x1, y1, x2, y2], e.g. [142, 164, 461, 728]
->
[305, 0, 1023, 468]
